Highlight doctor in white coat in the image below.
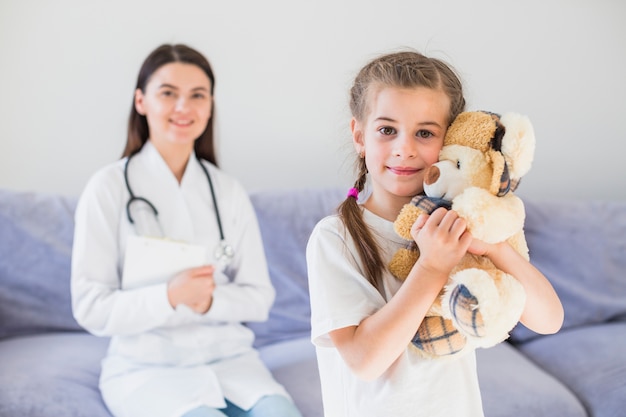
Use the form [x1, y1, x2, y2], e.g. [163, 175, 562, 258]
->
[71, 43, 303, 417]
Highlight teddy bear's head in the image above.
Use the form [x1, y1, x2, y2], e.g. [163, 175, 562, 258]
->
[423, 111, 535, 201]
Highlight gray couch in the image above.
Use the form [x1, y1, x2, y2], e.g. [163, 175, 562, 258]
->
[1, 187, 625, 417]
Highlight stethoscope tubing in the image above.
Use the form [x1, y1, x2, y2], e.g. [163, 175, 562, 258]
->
[124, 152, 159, 224]
[196, 155, 226, 242]
[123, 151, 225, 242]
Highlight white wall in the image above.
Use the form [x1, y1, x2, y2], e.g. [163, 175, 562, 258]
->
[1, 0, 624, 200]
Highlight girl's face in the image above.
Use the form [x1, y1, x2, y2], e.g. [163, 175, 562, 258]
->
[135, 62, 212, 152]
[351, 86, 450, 219]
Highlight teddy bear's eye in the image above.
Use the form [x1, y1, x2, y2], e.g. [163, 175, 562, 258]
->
[456, 160, 461, 169]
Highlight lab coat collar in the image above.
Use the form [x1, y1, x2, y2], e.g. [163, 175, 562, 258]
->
[140, 141, 202, 190]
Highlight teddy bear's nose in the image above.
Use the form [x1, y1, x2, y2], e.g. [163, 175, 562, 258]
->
[424, 166, 440, 185]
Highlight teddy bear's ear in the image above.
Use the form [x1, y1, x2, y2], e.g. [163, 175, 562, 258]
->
[499, 113, 536, 179]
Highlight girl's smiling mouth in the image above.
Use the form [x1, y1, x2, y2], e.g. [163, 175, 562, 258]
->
[388, 166, 420, 176]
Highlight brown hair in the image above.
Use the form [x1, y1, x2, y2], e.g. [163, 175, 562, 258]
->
[121, 44, 218, 165]
[340, 50, 466, 292]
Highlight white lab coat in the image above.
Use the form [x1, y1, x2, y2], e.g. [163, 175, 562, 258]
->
[71, 142, 289, 417]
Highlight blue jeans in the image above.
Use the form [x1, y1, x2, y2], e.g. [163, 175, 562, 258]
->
[182, 395, 303, 417]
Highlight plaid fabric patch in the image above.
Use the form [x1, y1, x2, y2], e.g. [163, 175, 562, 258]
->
[497, 162, 512, 196]
[449, 284, 485, 338]
[496, 163, 522, 197]
[412, 316, 467, 356]
[410, 195, 452, 214]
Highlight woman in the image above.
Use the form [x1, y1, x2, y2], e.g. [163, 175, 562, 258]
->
[71, 43, 302, 417]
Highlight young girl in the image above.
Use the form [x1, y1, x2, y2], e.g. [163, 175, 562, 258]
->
[306, 50, 564, 417]
[71, 44, 302, 417]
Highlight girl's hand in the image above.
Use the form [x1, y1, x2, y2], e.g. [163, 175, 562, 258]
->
[167, 265, 216, 314]
[467, 236, 489, 256]
[467, 236, 509, 258]
[410, 208, 473, 276]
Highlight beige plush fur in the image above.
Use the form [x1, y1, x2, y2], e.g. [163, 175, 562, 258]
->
[390, 111, 536, 358]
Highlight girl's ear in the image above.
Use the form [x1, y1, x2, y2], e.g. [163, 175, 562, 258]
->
[351, 118, 365, 154]
[134, 88, 146, 116]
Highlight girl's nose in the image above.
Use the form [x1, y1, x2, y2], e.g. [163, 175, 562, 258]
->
[393, 134, 416, 159]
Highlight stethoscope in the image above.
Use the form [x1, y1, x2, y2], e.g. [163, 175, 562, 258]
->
[123, 151, 235, 266]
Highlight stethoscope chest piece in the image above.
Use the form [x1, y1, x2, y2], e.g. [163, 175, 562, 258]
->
[214, 240, 235, 266]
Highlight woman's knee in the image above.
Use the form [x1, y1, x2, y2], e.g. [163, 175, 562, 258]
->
[181, 405, 228, 417]
[248, 395, 302, 417]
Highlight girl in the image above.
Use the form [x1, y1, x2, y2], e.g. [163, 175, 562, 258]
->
[71, 44, 302, 417]
[306, 50, 564, 417]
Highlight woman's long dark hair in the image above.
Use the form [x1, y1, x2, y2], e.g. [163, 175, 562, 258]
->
[122, 44, 218, 165]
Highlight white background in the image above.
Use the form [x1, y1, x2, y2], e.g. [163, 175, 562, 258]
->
[1, 0, 624, 200]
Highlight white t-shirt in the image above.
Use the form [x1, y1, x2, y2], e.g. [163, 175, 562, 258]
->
[306, 209, 484, 417]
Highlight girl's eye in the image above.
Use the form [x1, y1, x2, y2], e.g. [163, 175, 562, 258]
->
[417, 130, 433, 139]
[192, 93, 207, 99]
[160, 90, 174, 97]
[379, 126, 396, 135]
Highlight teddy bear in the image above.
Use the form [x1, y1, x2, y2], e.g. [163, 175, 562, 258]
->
[389, 110, 535, 359]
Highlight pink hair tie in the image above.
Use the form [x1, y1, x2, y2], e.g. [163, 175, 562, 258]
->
[347, 187, 359, 199]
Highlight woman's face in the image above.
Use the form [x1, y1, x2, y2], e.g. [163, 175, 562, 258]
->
[135, 62, 212, 151]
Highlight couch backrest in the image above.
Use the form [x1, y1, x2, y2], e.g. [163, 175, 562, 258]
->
[0, 189, 83, 339]
[2, 186, 624, 347]
[510, 198, 626, 343]
[247, 188, 345, 347]
[0, 186, 345, 344]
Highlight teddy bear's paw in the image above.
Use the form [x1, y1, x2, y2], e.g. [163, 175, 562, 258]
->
[394, 204, 423, 239]
[389, 248, 419, 281]
[449, 284, 485, 338]
[411, 316, 467, 356]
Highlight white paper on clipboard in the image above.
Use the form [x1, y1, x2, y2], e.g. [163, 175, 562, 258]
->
[122, 235, 208, 290]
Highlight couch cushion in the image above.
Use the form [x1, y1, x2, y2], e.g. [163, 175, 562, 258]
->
[247, 188, 344, 348]
[0, 189, 83, 339]
[518, 322, 626, 417]
[511, 198, 626, 343]
[0, 332, 111, 417]
[258, 337, 323, 417]
[477, 342, 586, 417]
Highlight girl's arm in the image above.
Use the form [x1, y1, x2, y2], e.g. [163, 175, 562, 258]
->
[329, 263, 447, 380]
[470, 240, 564, 334]
[329, 208, 472, 381]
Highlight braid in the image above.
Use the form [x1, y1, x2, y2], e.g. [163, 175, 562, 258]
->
[338, 157, 385, 293]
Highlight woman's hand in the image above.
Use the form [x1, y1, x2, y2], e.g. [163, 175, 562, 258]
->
[167, 265, 216, 314]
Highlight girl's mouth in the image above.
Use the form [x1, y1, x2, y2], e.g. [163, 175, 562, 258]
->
[388, 166, 419, 176]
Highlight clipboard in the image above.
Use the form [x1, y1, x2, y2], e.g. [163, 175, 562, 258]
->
[122, 235, 208, 290]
